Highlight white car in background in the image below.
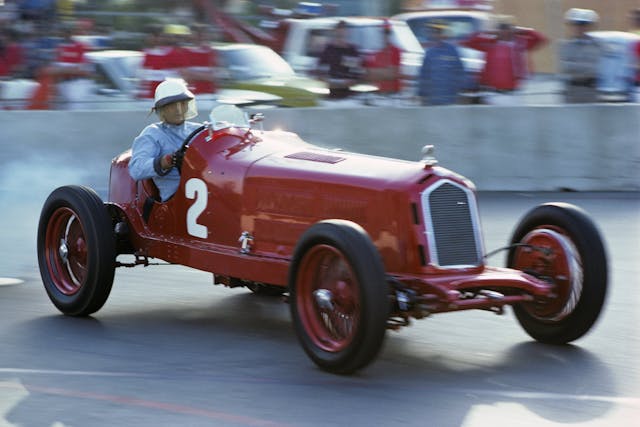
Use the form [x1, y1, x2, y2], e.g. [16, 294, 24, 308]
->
[588, 31, 640, 102]
[278, 17, 424, 83]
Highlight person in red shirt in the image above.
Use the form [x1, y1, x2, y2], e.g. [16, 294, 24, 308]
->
[138, 24, 191, 99]
[0, 29, 25, 78]
[52, 24, 93, 109]
[365, 24, 402, 95]
[462, 21, 547, 96]
[181, 24, 217, 96]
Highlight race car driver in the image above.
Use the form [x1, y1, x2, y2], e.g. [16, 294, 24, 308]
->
[129, 78, 202, 202]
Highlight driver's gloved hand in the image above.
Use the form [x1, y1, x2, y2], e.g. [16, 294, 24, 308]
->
[171, 150, 184, 170]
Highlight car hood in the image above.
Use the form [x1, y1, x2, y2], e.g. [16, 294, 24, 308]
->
[245, 130, 439, 191]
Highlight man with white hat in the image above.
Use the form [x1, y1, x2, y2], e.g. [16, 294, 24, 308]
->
[558, 8, 602, 103]
[129, 78, 202, 202]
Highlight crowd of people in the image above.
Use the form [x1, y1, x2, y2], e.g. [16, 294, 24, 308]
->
[314, 8, 640, 106]
[2, 2, 640, 109]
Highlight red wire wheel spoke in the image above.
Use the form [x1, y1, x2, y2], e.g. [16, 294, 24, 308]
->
[44, 207, 88, 295]
[512, 226, 583, 321]
[296, 244, 360, 352]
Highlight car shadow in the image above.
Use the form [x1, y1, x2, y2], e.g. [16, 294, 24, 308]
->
[4, 292, 616, 427]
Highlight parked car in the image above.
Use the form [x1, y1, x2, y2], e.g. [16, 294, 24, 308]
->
[273, 17, 424, 84]
[37, 105, 608, 374]
[212, 43, 328, 107]
[86, 49, 144, 96]
[392, 10, 490, 76]
[87, 49, 283, 109]
[588, 31, 640, 102]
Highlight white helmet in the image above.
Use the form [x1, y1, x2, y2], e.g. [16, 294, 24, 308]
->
[564, 8, 599, 25]
[153, 78, 197, 120]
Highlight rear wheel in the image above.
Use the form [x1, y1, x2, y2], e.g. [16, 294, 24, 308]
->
[37, 186, 116, 316]
[289, 220, 389, 374]
[507, 203, 607, 344]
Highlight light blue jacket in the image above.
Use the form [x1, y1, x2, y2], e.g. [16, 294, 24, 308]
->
[129, 121, 202, 201]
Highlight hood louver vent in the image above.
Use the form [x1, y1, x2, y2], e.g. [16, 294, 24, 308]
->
[285, 152, 346, 164]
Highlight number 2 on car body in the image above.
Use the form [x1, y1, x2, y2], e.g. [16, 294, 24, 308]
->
[185, 178, 208, 238]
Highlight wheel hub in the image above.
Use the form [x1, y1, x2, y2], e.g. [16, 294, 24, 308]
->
[59, 239, 69, 264]
[313, 289, 334, 311]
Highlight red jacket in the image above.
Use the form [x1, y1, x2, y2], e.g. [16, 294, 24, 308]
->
[56, 40, 88, 64]
[184, 45, 217, 94]
[365, 44, 402, 94]
[0, 43, 24, 77]
[139, 46, 189, 98]
[462, 29, 547, 91]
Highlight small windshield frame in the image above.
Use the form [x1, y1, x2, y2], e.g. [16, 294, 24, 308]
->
[209, 105, 250, 130]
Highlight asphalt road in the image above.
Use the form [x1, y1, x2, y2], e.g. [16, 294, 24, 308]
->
[0, 191, 638, 427]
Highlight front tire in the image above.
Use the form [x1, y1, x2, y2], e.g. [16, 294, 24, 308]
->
[289, 220, 389, 375]
[507, 203, 607, 344]
[37, 185, 116, 316]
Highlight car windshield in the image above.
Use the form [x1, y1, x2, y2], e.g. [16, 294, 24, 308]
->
[347, 22, 423, 53]
[408, 16, 482, 45]
[210, 104, 250, 130]
[219, 46, 296, 80]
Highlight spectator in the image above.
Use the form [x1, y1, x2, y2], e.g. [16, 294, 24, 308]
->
[18, 0, 56, 27]
[558, 8, 602, 104]
[318, 20, 362, 99]
[462, 18, 547, 104]
[0, 28, 25, 78]
[631, 7, 640, 35]
[630, 8, 640, 100]
[180, 24, 218, 97]
[365, 22, 402, 96]
[19, 23, 56, 79]
[417, 21, 465, 106]
[51, 22, 94, 109]
[138, 24, 190, 99]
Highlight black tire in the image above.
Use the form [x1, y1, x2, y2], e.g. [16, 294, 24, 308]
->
[37, 185, 116, 316]
[507, 203, 608, 344]
[289, 220, 389, 374]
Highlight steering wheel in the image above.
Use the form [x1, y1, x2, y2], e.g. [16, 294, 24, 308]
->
[175, 125, 207, 171]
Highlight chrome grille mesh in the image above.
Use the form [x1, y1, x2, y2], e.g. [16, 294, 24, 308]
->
[422, 181, 482, 267]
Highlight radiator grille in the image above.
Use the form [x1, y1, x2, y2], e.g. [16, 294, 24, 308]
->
[422, 181, 482, 267]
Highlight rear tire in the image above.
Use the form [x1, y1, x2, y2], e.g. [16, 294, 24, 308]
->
[289, 220, 389, 374]
[507, 203, 607, 344]
[37, 186, 116, 316]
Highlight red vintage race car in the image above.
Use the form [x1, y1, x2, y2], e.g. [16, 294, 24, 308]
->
[37, 106, 608, 374]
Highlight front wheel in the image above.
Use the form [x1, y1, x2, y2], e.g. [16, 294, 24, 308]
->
[507, 203, 607, 344]
[289, 220, 389, 374]
[37, 185, 116, 316]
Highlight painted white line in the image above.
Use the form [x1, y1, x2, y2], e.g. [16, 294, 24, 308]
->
[0, 368, 149, 378]
[0, 278, 23, 287]
[463, 389, 640, 406]
[0, 379, 29, 427]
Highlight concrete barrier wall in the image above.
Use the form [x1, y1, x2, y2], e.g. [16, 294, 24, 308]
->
[1, 104, 638, 192]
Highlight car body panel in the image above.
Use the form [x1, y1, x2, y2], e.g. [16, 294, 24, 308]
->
[588, 31, 640, 101]
[213, 43, 326, 106]
[108, 113, 554, 306]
